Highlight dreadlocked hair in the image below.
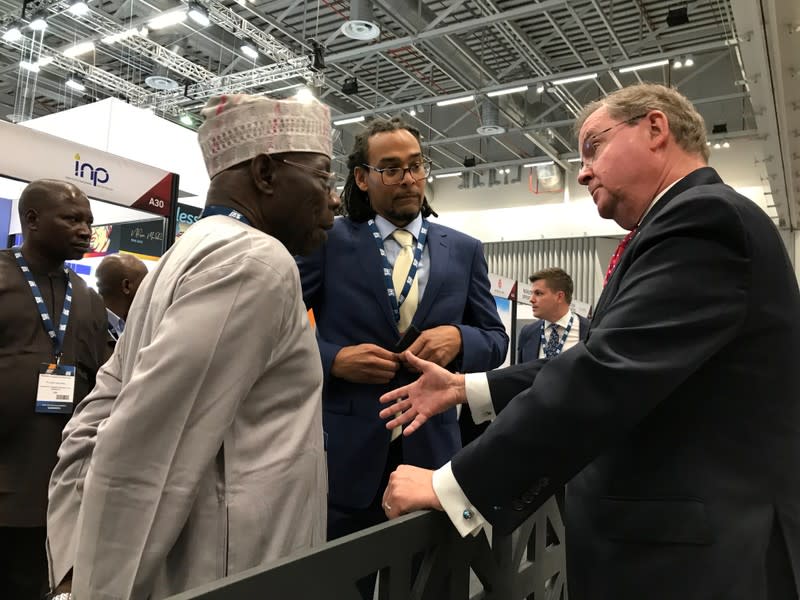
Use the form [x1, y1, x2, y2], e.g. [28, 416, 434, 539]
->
[340, 117, 436, 222]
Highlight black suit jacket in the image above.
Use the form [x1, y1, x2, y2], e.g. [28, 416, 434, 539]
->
[517, 314, 591, 363]
[452, 168, 800, 599]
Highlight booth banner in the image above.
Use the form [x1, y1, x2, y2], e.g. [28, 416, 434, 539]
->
[488, 273, 517, 301]
[518, 282, 533, 306]
[176, 203, 202, 238]
[0, 120, 175, 217]
[571, 300, 592, 318]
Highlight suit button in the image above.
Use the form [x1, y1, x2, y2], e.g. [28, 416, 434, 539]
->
[521, 492, 535, 504]
[512, 499, 525, 511]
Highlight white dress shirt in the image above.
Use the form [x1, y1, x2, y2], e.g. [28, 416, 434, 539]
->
[537, 310, 581, 359]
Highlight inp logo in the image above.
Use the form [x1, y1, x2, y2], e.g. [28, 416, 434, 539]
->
[74, 153, 110, 186]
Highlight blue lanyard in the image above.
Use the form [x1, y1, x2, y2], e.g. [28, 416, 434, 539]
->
[540, 314, 574, 357]
[367, 219, 429, 325]
[200, 204, 252, 226]
[13, 247, 72, 361]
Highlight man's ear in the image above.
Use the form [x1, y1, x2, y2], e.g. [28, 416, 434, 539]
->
[121, 277, 132, 296]
[24, 208, 39, 231]
[354, 165, 369, 192]
[646, 110, 670, 149]
[250, 154, 276, 193]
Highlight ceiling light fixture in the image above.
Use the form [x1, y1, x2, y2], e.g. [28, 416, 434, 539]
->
[63, 40, 95, 57]
[523, 161, 555, 167]
[408, 108, 416, 116]
[19, 60, 40, 72]
[713, 142, 721, 149]
[436, 95, 474, 107]
[673, 57, 683, 69]
[187, 1, 210, 27]
[67, 0, 89, 16]
[102, 27, 141, 44]
[684, 55, 694, 67]
[427, 176, 434, 183]
[567, 157, 581, 163]
[722, 141, 730, 149]
[147, 10, 187, 30]
[341, 77, 359, 95]
[29, 16, 48, 31]
[66, 76, 85, 91]
[486, 85, 528, 98]
[618, 59, 669, 73]
[333, 115, 365, 126]
[340, 0, 380, 41]
[536, 84, 545, 94]
[434, 172, 462, 179]
[294, 86, 314, 103]
[239, 39, 258, 60]
[551, 73, 598, 85]
[180, 114, 193, 125]
[36, 56, 54, 67]
[2, 23, 23, 42]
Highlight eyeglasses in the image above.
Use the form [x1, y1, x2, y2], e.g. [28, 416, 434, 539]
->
[276, 158, 338, 191]
[360, 159, 431, 186]
[580, 113, 648, 169]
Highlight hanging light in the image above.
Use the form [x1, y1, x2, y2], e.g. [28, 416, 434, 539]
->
[2, 23, 23, 42]
[713, 142, 721, 149]
[68, 0, 90, 16]
[722, 141, 730, 149]
[684, 55, 694, 67]
[673, 57, 683, 69]
[187, 1, 210, 27]
[180, 114, 193, 126]
[66, 75, 86, 92]
[294, 86, 314, 103]
[148, 9, 187, 30]
[63, 41, 95, 57]
[240, 39, 258, 60]
[29, 16, 48, 31]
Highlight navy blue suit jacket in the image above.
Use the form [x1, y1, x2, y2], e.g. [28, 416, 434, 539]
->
[517, 314, 590, 363]
[297, 217, 508, 509]
[452, 168, 800, 599]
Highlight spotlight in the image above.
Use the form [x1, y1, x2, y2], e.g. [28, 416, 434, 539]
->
[63, 41, 95, 57]
[713, 142, 721, 149]
[240, 39, 258, 60]
[147, 10, 187, 30]
[427, 176, 433, 183]
[684, 55, 694, 67]
[536, 84, 545, 94]
[722, 141, 730, 149]
[672, 58, 683, 69]
[310, 39, 325, 70]
[408, 108, 416, 116]
[67, 0, 89, 16]
[2, 23, 23, 42]
[666, 6, 689, 27]
[187, 1, 210, 27]
[66, 75, 85, 91]
[341, 77, 359, 95]
[180, 114, 193, 125]
[29, 16, 48, 31]
[294, 86, 314, 103]
[463, 156, 476, 168]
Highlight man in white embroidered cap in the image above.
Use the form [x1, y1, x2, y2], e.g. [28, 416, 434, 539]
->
[46, 94, 338, 600]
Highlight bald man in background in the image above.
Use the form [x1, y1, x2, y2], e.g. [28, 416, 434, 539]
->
[96, 253, 149, 343]
[0, 179, 108, 599]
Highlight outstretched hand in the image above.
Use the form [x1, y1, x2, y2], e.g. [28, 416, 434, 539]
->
[378, 351, 467, 436]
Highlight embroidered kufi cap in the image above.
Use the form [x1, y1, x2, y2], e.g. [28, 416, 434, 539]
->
[198, 94, 332, 178]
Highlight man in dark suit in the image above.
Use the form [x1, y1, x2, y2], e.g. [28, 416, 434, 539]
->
[0, 180, 108, 600]
[379, 84, 800, 599]
[296, 117, 508, 559]
[517, 267, 590, 363]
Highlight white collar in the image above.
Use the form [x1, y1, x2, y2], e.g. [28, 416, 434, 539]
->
[374, 213, 423, 241]
[543, 310, 574, 330]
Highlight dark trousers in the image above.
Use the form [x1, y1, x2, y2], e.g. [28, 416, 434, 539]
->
[0, 526, 48, 600]
[328, 439, 404, 600]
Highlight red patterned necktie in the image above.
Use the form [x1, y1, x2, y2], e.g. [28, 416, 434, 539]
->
[603, 229, 637, 287]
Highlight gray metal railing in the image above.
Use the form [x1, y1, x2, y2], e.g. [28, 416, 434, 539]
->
[167, 496, 567, 600]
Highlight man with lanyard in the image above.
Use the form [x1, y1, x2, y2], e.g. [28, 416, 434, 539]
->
[517, 267, 590, 364]
[46, 94, 338, 600]
[0, 179, 107, 600]
[95, 253, 149, 346]
[296, 116, 508, 597]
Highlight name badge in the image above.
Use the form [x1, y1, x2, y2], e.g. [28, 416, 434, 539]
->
[35, 363, 76, 414]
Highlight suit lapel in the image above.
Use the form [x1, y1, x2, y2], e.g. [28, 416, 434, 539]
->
[352, 220, 399, 332]
[413, 224, 449, 326]
[591, 167, 724, 322]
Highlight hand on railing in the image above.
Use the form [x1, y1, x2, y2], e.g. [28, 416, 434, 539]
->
[382, 464, 443, 520]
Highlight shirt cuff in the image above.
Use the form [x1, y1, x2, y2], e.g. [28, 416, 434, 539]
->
[432, 462, 486, 537]
[465, 373, 495, 424]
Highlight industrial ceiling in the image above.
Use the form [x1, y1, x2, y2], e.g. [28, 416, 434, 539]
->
[0, 0, 796, 228]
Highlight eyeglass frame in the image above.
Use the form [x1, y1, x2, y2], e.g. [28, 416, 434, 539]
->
[580, 113, 649, 169]
[359, 159, 432, 186]
[275, 157, 338, 191]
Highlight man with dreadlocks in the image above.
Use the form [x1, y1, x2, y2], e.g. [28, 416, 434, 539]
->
[296, 117, 507, 595]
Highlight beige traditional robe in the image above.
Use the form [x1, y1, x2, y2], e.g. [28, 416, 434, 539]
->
[47, 215, 327, 599]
